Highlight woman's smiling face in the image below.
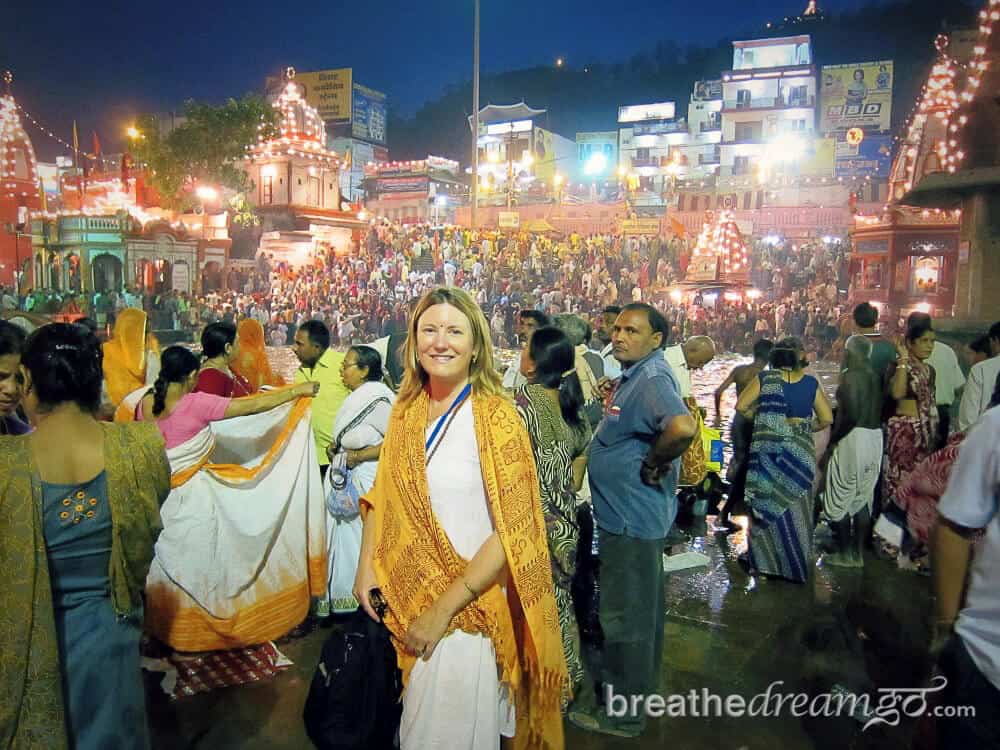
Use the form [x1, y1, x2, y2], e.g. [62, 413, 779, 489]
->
[416, 303, 474, 384]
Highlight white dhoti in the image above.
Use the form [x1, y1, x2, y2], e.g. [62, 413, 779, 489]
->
[823, 427, 883, 521]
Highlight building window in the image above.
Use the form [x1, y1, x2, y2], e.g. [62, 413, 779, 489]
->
[733, 156, 751, 175]
[788, 85, 809, 106]
[735, 122, 757, 141]
[743, 191, 752, 209]
[736, 89, 752, 109]
[262, 175, 273, 204]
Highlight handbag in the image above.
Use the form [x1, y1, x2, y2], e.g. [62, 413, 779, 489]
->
[303, 590, 402, 750]
[325, 396, 391, 519]
[325, 455, 361, 518]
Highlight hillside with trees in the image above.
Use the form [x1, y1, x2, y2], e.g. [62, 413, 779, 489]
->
[387, 0, 976, 162]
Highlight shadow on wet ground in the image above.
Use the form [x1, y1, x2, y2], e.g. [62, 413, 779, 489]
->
[146, 513, 933, 750]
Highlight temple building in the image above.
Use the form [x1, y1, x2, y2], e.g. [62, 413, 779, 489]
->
[0, 72, 42, 289]
[243, 68, 366, 267]
[848, 32, 968, 319]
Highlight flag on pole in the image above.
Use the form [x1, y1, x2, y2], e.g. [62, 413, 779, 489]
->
[72, 120, 79, 168]
[38, 177, 47, 213]
[670, 216, 687, 238]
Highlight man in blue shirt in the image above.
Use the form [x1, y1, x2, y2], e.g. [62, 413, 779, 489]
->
[571, 303, 696, 737]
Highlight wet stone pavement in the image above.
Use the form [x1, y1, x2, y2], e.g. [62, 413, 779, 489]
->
[147, 353, 936, 749]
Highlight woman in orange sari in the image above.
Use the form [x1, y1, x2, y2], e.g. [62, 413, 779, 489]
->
[103, 308, 160, 411]
[232, 319, 285, 391]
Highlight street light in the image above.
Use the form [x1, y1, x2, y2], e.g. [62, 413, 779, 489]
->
[126, 126, 141, 140]
[195, 185, 219, 202]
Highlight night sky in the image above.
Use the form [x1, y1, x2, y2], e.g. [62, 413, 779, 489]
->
[4, 0, 877, 160]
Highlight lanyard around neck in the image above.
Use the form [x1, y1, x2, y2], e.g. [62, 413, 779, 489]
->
[425, 383, 472, 452]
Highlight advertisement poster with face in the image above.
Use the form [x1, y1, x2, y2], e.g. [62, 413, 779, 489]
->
[821, 61, 893, 133]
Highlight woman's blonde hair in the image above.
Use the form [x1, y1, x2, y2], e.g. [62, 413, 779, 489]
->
[397, 286, 504, 404]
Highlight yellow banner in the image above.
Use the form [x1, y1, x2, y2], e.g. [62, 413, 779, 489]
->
[268, 68, 353, 122]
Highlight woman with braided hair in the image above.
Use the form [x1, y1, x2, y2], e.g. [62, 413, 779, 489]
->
[137, 346, 325, 652]
[139, 345, 317, 449]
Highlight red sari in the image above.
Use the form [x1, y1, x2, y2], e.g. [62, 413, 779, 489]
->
[194, 368, 254, 398]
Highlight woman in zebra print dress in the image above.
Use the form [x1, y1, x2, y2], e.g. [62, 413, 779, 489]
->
[513, 326, 592, 700]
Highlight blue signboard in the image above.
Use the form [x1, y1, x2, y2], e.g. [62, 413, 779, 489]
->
[352, 83, 387, 146]
[835, 133, 892, 179]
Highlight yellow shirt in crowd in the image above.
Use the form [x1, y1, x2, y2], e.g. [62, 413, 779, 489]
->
[294, 347, 349, 466]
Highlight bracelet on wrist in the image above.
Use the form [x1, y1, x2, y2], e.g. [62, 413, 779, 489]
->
[461, 578, 480, 599]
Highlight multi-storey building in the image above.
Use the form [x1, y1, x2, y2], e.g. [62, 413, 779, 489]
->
[719, 35, 818, 184]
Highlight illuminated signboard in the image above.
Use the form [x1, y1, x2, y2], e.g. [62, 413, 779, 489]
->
[485, 119, 533, 136]
[618, 102, 676, 123]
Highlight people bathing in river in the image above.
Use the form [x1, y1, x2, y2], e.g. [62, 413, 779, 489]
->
[714, 338, 773, 531]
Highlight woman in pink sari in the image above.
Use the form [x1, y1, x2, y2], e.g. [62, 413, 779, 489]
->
[882, 315, 940, 567]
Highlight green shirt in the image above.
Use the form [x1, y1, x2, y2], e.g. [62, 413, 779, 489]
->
[294, 348, 349, 465]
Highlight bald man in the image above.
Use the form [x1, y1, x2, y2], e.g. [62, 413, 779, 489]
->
[664, 335, 717, 399]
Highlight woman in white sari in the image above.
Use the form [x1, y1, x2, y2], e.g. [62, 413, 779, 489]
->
[323, 345, 394, 615]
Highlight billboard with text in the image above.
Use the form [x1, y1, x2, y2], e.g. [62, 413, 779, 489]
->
[266, 68, 353, 123]
[352, 83, 387, 145]
[820, 61, 893, 133]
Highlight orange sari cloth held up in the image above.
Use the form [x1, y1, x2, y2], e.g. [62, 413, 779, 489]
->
[232, 319, 285, 391]
[363, 391, 568, 750]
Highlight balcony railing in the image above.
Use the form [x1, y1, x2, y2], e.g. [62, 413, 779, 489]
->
[698, 153, 721, 165]
[722, 95, 815, 111]
[700, 122, 722, 132]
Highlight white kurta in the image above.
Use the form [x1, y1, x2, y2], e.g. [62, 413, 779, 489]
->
[400, 400, 515, 750]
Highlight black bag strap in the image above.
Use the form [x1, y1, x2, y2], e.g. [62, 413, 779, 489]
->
[332, 397, 391, 454]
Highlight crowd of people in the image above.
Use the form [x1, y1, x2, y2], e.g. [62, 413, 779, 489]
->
[2, 217, 1000, 747]
[0, 224, 854, 366]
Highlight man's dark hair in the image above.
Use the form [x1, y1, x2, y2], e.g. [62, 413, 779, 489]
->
[602, 305, 622, 317]
[621, 303, 670, 350]
[0, 320, 26, 358]
[970, 335, 992, 358]
[989, 321, 1000, 342]
[299, 319, 330, 351]
[752, 339, 774, 362]
[519, 310, 551, 328]
[853, 302, 878, 329]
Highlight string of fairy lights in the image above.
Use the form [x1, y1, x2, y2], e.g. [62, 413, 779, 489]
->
[245, 68, 341, 168]
[15, 102, 97, 162]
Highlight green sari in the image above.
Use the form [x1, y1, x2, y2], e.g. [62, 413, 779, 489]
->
[0, 422, 169, 749]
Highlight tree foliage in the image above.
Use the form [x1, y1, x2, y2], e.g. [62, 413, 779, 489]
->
[132, 94, 278, 211]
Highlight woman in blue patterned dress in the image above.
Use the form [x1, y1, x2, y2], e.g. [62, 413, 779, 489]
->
[0, 323, 170, 749]
[736, 338, 833, 582]
[513, 326, 592, 698]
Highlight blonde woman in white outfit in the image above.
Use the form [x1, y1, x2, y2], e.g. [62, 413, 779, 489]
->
[354, 287, 568, 750]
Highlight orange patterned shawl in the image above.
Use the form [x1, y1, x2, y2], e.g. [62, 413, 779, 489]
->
[363, 390, 567, 750]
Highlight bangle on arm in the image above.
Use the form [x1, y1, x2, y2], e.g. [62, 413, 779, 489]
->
[461, 578, 479, 599]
